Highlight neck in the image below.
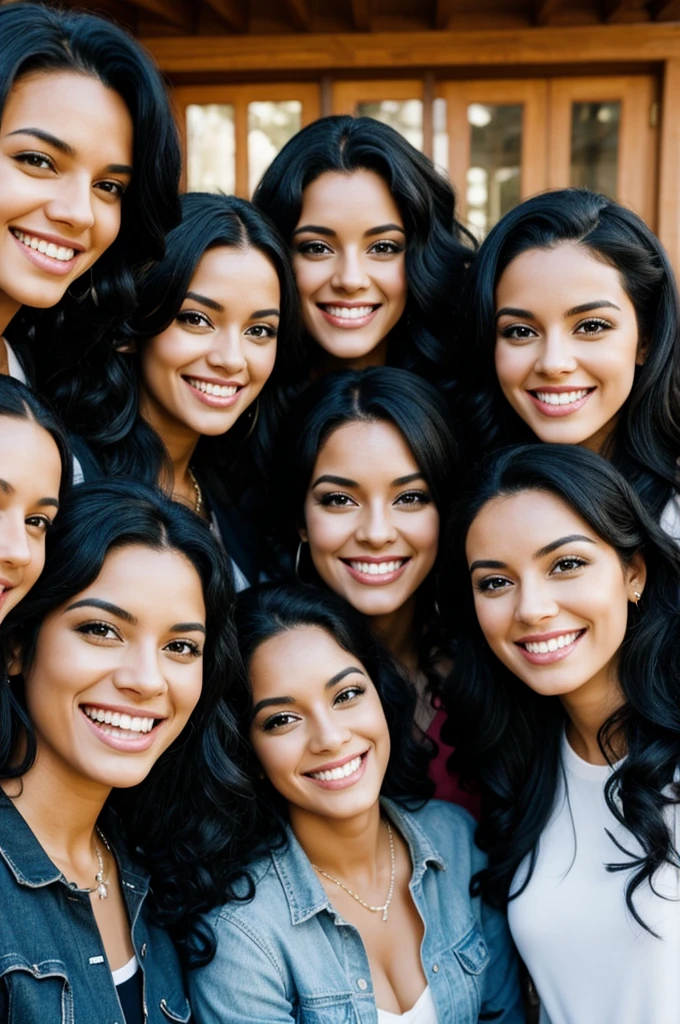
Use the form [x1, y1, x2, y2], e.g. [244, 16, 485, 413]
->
[560, 666, 625, 765]
[0, 294, 21, 342]
[370, 597, 418, 673]
[290, 801, 384, 879]
[140, 404, 200, 492]
[314, 336, 388, 376]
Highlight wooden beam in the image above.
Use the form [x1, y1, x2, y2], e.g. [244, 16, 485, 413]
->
[350, 0, 371, 32]
[281, 0, 312, 31]
[131, 0, 194, 31]
[144, 23, 680, 73]
[533, 0, 561, 25]
[649, 0, 679, 17]
[601, 0, 645, 21]
[434, 0, 451, 30]
[202, 0, 247, 31]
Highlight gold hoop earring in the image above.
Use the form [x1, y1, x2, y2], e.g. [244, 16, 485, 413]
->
[295, 540, 306, 580]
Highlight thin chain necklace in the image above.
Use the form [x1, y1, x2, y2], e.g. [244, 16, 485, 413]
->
[312, 818, 396, 922]
[187, 467, 203, 515]
[76, 827, 111, 899]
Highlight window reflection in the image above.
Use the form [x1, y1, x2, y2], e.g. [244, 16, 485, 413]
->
[356, 99, 423, 151]
[248, 101, 303, 195]
[570, 101, 620, 198]
[186, 104, 235, 194]
[466, 103, 522, 239]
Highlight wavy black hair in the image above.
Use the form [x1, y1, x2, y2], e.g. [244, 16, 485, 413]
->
[253, 114, 475, 390]
[442, 443, 680, 931]
[0, 479, 254, 950]
[235, 581, 434, 825]
[1, 3, 181, 372]
[0, 375, 72, 494]
[458, 188, 680, 520]
[53, 191, 302, 500]
[267, 367, 457, 684]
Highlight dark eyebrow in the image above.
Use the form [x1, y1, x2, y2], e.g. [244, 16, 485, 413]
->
[393, 472, 424, 486]
[564, 300, 620, 317]
[6, 129, 132, 176]
[496, 307, 534, 321]
[534, 534, 596, 558]
[170, 622, 206, 634]
[251, 309, 280, 319]
[64, 598, 137, 624]
[292, 224, 335, 237]
[251, 666, 366, 719]
[311, 474, 358, 488]
[364, 223, 405, 237]
[469, 559, 507, 573]
[37, 497, 59, 509]
[0, 479, 13, 495]
[185, 291, 223, 313]
[0, 478, 58, 508]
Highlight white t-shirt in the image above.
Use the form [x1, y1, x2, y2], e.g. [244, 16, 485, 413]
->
[508, 733, 680, 1024]
[377, 986, 438, 1024]
[3, 338, 27, 384]
[660, 493, 680, 545]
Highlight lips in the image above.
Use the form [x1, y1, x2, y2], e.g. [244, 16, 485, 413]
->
[303, 750, 369, 789]
[527, 387, 595, 417]
[183, 376, 245, 408]
[316, 303, 381, 329]
[11, 227, 80, 276]
[515, 628, 586, 664]
[341, 557, 410, 586]
[80, 702, 165, 751]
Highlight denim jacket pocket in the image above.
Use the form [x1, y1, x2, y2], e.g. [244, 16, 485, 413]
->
[432, 926, 490, 1024]
[0, 955, 74, 1024]
[159, 995, 192, 1022]
[297, 991, 358, 1023]
[452, 926, 490, 977]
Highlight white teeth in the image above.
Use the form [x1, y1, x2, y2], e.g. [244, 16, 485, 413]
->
[309, 754, 363, 782]
[348, 559, 405, 576]
[187, 377, 239, 398]
[534, 390, 590, 406]
[82, 705, 155, 734]
[522, 631, 581, 654]
[323, 305, 375, 320]
[12, 229, 75, 261]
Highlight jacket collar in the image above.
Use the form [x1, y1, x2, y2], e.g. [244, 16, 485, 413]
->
[271, 798, 445, 927]
[0, 791, 148, 891]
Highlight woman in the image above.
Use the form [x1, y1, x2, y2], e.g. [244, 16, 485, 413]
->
[443, 443, 680, 1024]
[58, 192, 300, 588]
[268, 367, 471, 804]
[188, 582, 522, 1023]
[0, 2, 180, 382]
[459, 188, 680, 533]
[0, 478, 250, 1022]
[254, 115, 474, 389]
[0, 375, 71, 627]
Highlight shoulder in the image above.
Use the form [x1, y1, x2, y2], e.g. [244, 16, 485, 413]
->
[398, 799, 483, 873]
[205, 851, 283, 933]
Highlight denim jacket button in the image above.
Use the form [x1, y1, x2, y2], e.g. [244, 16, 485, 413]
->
[357, 978, 368, 991]
[432, 964, 439, 973]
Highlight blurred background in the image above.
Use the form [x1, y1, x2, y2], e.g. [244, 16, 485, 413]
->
[8, 0, 680, 271]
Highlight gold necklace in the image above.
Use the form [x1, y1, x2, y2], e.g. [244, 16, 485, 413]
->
[312, 819, 396, 922]
[187, 467, 203, 515]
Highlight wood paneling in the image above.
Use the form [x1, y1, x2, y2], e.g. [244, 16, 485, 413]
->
[658, 59, 680, 275]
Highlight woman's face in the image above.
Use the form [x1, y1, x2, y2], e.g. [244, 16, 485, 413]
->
[0, 415, 61, 624]
[465, 489, 646, 705]
[139, 246, 280, 444]
[494, 242, 642, 452]
[20, 544, 206, 792]
[302, 419, 440, 620]
[249, 625, 389, 823]
[0, 71, 133, 326]
[292, 169, 407, 368]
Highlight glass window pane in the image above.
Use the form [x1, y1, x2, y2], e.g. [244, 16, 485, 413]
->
[570, 101, 620, 198]
[356, 100, 423, 151]
[186, 104, 235, 194]
[248, 101, 303, 195]
[466, 103, 522, 240]
[433, 97, 448, 174]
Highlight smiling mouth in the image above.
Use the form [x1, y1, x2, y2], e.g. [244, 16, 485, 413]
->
[81, 704, 160, 738]
[341, 557, 410, 585]
[11, 229, 77, 263]
[516, 630, 584, 654]
[304, 751, 368, 785]
[184, 376, 242, 399]
[527, 388, 595, 415]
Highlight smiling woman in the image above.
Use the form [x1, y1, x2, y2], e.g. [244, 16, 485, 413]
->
[442, 444, 680, 1024]
[0, 479, 250, 1024]
[187, 583, 523, 1024]
[0, 3, 180, 383]
[56, 191, 301, 588]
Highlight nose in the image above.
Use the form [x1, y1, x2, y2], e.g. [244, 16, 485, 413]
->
[355, 502, 398, 549]
[308, 710, 353, 755]
[534, 331, 578, 377]
[331, 249, 370, 293]
[111, 642, 168, 702]
[45, 174, 95, 233]
[514, 578, 559, 627]
[0, 513, 32, 569]
[207, 326, 248, 375]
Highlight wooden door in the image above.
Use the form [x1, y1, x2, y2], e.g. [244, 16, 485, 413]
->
[331, 79, 426, 152]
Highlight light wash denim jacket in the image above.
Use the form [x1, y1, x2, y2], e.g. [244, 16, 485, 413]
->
[189, 799, 523, 1023]
[0, 793, 191, 1024]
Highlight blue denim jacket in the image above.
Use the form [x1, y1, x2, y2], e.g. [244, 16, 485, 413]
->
[189, 799, 523, 1023]
[0, 792, 190, 1024]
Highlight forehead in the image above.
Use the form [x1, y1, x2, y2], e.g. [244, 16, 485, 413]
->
[496, 242, 628, 306]
[0, 415, 61, 489]
[466, 489, 596, 558]
[297, 169, 403, 226]
[313, 419, 419, 478]
[249, 625, 360, 698]
[189, 246, 279, 304]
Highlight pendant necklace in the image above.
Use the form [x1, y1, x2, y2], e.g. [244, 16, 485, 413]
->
[312, 818, 396, 922]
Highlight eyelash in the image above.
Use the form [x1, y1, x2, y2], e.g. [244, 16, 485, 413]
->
[164, 639, 203, 657]
[499, 317, 614, 342]
[15, 152, 126, 198]
[25, 514, 53, 532]
[176, 310, 213, 330]
[260, 685, 366, 732]
[475, 556, 589, 593]
[245, 323, 278, 341]
[574, 317, 613, 336]
[296, 239, 404, 257]
[74, 621, 202, 656]
[317, 490, 430, 508]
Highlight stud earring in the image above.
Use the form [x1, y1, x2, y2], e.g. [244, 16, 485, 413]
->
[633, 591, 642, 603]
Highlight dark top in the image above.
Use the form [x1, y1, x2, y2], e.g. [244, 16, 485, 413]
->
[116, 964, 144, 1024]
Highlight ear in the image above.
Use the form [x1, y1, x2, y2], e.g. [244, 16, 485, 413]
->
[635, 334, 648, 367]
[626, 551, 647, 603]
[114, 340, 137, 354]
[5, 644, 24, 677]
[297, 523, 308, 543]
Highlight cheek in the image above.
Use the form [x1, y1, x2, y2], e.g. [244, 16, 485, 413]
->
[247, 344, 277, 390]
[292, 260, 322, 301]
[494, 344, 527, 390]
[90, 204, 123, 258]
[306, 510, 348, 557]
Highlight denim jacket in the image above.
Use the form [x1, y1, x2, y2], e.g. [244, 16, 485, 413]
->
[189, 799, 523, 1023]
[0, 792, 190, 1024]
